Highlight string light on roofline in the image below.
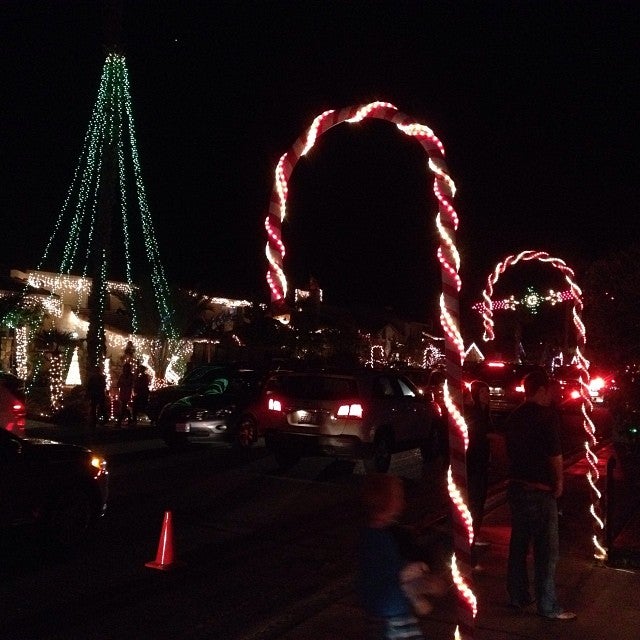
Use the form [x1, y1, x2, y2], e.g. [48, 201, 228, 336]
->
[183, 289, 252, 308]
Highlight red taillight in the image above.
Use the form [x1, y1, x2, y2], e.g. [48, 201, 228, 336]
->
[589, 377, 605, 392]
[570, 389, 581, 400]
[268, 397, 282, 412]
[487, 361, 505, 368]
[12, 401, 25, 413]
[514, 384, 525, 393]
[336, 403, 363, 418]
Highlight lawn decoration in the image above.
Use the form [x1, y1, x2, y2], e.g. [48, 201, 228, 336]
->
[472, 286, 574, 315]
[264, 101, 475, 638]
[480, 250, 605, 561]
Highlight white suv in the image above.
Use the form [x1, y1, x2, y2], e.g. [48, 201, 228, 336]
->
[261, 369, 439, 472]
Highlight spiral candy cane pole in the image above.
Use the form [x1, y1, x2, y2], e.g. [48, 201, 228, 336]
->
[480, 249, 605, 561]
[265, 101, 476, 638]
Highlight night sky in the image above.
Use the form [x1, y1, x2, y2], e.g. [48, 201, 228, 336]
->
[2, 1, 638, 333]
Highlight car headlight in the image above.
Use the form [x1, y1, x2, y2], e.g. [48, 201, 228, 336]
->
[90, 455, 108, 475]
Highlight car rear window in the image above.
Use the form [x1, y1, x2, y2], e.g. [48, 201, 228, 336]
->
[199, 371, 263, 395]
[271, 375, 358, 400]
[474, 364, 541, 385]
[181, 366, 228, 385]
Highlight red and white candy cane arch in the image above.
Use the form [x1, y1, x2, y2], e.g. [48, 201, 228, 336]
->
[264, 101, 476, 638]
[481, 249, 606, 561]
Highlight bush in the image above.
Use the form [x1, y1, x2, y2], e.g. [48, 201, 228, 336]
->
[51, 386, 90, 426]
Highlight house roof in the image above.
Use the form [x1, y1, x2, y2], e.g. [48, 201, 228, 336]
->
[0, 274, 56, 297]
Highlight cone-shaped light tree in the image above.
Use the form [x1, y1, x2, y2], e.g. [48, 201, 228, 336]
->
[37, 50, 177, 371]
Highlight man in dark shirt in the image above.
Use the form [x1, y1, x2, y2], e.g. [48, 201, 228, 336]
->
[504, 369, 576, 620]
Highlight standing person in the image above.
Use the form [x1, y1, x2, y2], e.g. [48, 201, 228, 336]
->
[357, 473, 426, 640]
[504, 369, 576, 620]
[131, 363, 151, 425]
[465, 380, 492, 563]
[116, 362, 134, 427]
[86, 366, 108, 428]
[123, 340, 136, 366]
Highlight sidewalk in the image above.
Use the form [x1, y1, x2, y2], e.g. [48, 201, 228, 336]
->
[272, 444, 640, 640]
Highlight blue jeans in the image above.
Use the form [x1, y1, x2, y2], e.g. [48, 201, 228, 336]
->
[507, 484, 561, 616]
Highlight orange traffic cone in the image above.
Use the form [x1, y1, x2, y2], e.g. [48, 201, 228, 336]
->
[145, 510, 177, 570]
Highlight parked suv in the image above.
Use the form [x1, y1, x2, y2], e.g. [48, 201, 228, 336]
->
[261, 369, 439, 472]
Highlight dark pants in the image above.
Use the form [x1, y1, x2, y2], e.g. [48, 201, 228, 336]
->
[467, 444, 490, 562]
[90, 396, 107, 426]
[507, 484, 561, 616]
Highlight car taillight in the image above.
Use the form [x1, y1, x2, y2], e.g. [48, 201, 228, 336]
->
[5, 400, 26, 434]
[570, 389, 581, 400]
[487, 361, 506, 368]
[336, 403, 363, 418]
[514, 384, 525, 393]
[268, 397, 282, 412]
[589, 377, 605, 392]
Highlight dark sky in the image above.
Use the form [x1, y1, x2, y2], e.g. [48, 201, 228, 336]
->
[1, 1, 638, 330]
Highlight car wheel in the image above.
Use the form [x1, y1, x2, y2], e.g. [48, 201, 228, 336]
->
[48, 488, 95, 547]
[234, 416, 257, 450]
[364, 432, 392, 473]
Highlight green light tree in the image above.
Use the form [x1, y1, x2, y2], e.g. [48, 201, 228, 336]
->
[38, 51, 177, 371]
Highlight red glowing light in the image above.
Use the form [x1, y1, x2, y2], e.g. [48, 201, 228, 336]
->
[337, 403, 364, 418]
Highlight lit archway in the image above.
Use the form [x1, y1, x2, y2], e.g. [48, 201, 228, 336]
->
[264, 101, 476, 637]
[480, 249, 606, 561]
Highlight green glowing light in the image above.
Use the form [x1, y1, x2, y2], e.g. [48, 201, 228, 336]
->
[38, 52, 177, 341]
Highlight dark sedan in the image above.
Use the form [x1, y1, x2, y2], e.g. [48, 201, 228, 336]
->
[157, 369, 266, 450]
[0, 428, 108, 547]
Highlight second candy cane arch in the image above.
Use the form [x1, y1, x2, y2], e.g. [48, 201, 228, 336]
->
[481, 249, 606, 561]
